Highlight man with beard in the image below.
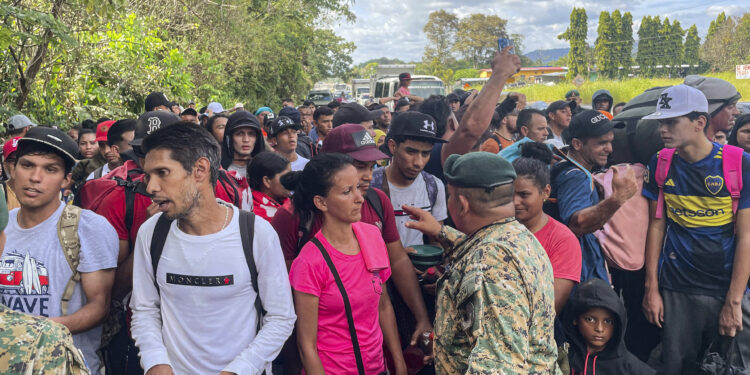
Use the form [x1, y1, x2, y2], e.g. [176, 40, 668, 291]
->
[545, 110, 638, 283]
[130, 124, 295, 375]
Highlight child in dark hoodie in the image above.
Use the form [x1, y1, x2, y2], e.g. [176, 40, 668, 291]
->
[563, 278, 655, 375]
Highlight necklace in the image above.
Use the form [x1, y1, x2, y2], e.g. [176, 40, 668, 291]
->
[177, 204, 231, 232]
[220, 204, 230, 230]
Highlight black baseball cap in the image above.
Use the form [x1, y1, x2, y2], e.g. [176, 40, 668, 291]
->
[268, 116, 301, 137]
[567, 110, 614, 141]
[332, 103, 383, 127]
[387, 112, 447, 144]
[131, 111, 181, 147]
[278, 106, 301, 125]
[18, 127, 79, 164]
[226, 110, 262, 134]
[546, 100, 576, 115]
[145, 92, 171, 112]
[180, 108, 198, 117]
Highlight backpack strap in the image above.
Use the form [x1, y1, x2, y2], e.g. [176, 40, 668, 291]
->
[654, 148, 676, 219]
[93, 166, 104, 180]
[58, 205, 82, 316]
[364, 188, 384, 224]
[422, 171, 438, 209]
[310, 237, 366, 375]
[149, 214, 174, 293]
[722, 144, 744, 215]
[239, 210, 264, 332]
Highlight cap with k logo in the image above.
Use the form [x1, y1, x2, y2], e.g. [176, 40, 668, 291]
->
[643, 84, 709, 120]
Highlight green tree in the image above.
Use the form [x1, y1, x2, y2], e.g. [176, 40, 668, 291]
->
[683, 24, 702, 72]
[559, 8, 588, 79]
[701, 13, 750, 72]
[615, 11, 634, 78]
[595, 11, 618, 79]
[0, 0, 122, 114]
[636, 16, 662, 77]
[707, 11, 727, 39]
[453, 14, 508, 68]
[423, 10, 459, 66]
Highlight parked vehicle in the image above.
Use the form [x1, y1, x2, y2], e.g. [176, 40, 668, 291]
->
[307, 90, 334, 106]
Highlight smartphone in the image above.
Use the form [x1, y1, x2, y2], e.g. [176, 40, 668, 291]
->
[498, 37, 514, 54]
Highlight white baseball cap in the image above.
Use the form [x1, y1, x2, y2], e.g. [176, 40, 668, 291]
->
[207, 102, 225, 114]
[643, 84, 708, 120]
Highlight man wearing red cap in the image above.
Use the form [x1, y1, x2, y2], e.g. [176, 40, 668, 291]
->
[86, 120, 116, 180]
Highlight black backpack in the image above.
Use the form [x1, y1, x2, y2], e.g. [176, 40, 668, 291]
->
[150, 210, 264, 331]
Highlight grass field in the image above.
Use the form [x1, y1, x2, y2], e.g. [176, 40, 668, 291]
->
[498, 72, 749, 105]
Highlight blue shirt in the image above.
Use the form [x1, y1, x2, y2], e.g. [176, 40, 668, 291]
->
[643, 143, 750, 296]
[546, 160, 608, 283]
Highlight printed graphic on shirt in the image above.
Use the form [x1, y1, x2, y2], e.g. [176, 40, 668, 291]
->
[0, 252, 52, 316]
[705, 175, 724, 195]
[166, 273, 234, 287]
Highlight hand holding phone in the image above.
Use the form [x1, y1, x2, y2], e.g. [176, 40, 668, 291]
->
[498, 38, 514, 54]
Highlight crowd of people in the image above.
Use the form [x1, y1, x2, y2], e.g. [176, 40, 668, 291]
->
[0, 45, 748, 375]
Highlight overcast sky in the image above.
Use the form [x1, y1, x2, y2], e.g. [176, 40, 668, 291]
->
[331, 0, 746, 64]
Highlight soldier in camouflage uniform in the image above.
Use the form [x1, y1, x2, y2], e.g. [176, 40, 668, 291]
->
[0, 303, 90, 374]
[404, 152, 559, 374]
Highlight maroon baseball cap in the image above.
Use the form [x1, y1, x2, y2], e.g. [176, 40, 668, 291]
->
[321, 123, 388, 162]
[399, 72, 411, 81]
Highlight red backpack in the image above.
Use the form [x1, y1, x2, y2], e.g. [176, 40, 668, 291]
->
[654, 145, 744, 219]
[77, 161, 242, 239]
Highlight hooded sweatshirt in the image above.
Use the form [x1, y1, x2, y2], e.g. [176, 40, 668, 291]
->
[220, 111, 265, 211]
[563, 278, 655, 375]
[591, 90, 614, 112]
[220, 111, 266, 170]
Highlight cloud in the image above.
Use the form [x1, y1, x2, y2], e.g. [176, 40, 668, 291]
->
[333, 0, 724, 64]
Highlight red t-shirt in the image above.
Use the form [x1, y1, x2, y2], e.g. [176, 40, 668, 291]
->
[533, 216, 582, 283]
[289, 222, 391, 374]
[271, 188, 400, 261]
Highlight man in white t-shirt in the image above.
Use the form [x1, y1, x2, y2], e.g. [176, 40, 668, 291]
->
[0, 127, 119, 373]
[130, 124, 295, 375]
[544, 100, 574, 148]
[269, 116, 309, 171]
[373, 112, 448, 247]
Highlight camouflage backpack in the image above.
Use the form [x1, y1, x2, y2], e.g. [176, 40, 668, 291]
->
[57, 204, 82, 317]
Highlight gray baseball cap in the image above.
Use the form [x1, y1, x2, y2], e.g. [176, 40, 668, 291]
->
[7, 114, 36, 131]
[684, 75, 741, 116]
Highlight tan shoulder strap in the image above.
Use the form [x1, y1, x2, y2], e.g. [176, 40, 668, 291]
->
[58, 204, 82, 316]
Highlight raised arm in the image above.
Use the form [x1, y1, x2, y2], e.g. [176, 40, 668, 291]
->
[441, 47, 520, 164]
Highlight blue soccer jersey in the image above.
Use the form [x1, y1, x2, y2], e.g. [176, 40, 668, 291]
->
[643, 143, 750, 295]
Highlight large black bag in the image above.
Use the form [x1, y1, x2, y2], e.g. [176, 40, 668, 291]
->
[610, 86, 671, 166]
[700, 336, 750, 375]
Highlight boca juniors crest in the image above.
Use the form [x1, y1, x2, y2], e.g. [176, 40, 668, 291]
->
[705, 175, 724, 195]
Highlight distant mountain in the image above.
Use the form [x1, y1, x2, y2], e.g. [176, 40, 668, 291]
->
[524, 48, 570, 65]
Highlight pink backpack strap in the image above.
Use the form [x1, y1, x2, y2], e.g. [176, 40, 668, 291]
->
[654, 148, 676, 219]
[722, 144, 744, 215]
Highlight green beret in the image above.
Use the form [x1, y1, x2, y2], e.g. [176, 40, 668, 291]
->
[444, 152, 516, 188]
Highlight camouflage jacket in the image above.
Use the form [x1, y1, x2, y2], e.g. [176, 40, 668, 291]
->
[434, 217, 558, 375]
[0, 304, 89, 374]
